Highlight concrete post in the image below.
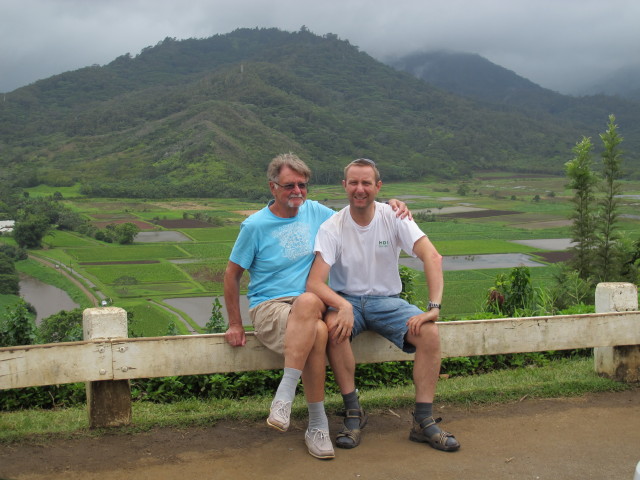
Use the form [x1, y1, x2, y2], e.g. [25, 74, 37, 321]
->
[594, 283, 640, 383]
[83, 307, 132, 428]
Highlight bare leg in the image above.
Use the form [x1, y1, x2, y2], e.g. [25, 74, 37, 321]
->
[406, 321, 459, 451]
[406, 321, 441, 403]
[283, 292, 326, 370]
[268, 293, 328, 434]
[324, 310, 356, 394]
[301, 319, 329, 403]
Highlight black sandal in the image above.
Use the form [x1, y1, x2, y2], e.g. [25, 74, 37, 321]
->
[409, 415, 460, 452]
[336, 408, 369, 449]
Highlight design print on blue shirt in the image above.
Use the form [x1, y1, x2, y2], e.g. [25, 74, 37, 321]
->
[273, 221, 312, 261]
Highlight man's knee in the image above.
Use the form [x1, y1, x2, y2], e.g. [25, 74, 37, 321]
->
[292, 292, 325, 316]
[314, 319, 328, 344]
[410, 322, 440, 349]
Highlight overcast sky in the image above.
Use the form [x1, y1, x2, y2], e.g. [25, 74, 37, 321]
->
[1, 0, 639, 94]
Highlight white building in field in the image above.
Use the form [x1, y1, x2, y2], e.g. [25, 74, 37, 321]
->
[0, 220, 15, 234]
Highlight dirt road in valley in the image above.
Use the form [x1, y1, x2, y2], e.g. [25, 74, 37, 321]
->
[1, 389, 639, 480]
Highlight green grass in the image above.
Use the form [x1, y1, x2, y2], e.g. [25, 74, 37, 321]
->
[65, 245, 190, 262]
[181, 227, 241, 242]
[435, 239, 537, 256]
[112, 282, 203, 298]
[178, 243, 233, 259]
[118, 299, 187, 336]
[0, 357, 631, 442]
[42, 230, 99, 248]
[83, 262, 192, 284]
[23, 183, 84, 198]
[0, 293, 23, 311]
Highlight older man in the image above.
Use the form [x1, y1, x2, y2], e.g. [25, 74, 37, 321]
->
[224, 153, 409, 460]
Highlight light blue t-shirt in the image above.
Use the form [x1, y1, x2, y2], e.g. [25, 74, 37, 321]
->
[229, 200, 334, 308]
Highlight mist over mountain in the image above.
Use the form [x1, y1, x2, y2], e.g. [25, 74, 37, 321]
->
[0, 28, 638, 199]
[580, 64, 640, 102]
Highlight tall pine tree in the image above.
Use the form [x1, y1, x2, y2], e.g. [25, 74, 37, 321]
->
[565, 137, 598, 279]
[595, 114, 624, 281]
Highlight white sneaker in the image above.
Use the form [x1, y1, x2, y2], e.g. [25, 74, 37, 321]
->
[305, 428, 335, 460]
[267, 399, 291, 432]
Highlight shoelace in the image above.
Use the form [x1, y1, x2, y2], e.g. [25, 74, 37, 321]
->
[273, 400, 291, 418]
[308, 428, 330, 442]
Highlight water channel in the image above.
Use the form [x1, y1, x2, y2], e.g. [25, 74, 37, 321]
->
[18, 274, 80, 324]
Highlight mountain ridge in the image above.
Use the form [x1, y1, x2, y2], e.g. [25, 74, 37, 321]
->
[1, 28, 637, 198]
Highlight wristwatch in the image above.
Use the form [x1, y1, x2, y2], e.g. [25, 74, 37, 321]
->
[428, 301, 441, 311]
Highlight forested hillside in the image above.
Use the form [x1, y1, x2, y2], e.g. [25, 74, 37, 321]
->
[1, 27, 637, 198]
[388, 51, 640, 156]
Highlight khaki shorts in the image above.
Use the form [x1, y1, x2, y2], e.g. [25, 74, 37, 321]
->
[249, 296, 296, 355]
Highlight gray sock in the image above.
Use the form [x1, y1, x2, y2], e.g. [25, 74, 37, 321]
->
[274, 367, 301, 403]
[414, 402, 441, 436]
[342, 390, 361, 430]
[307, 401, 329, 431]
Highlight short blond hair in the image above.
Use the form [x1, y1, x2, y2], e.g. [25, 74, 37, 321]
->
[344, 158, 381, 182]
[267, 153, 311, 182]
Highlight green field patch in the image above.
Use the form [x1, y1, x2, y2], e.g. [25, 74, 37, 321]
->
[136, 210, 189, 221]
[114, 282, 201, 297]
[183, 227, 240, 242]
[117, 300, 186, 336]
[43, 231, 98, 247]
[179, 243, 233, 259]
[71, 200, 158, 214]
[0, 293, 23, 312]
[420, 220, 567, 241]
[413, 266, 559, 318]
[177, 263, 226, 291]
[23, 183, 84, 198]
[83, 262, 191, 284]
[440, 209, 520, 219]
[91, 213, 138, 220]
[155, 219, 212, 228]
[65, 245, 189, 262]
[435, 239, 538, 256]
[80, 260, 160, 265]
[92, 219, 155, 230]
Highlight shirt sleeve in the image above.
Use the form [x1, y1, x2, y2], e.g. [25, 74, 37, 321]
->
[229, 223, 256, 270]
[313, 221, 339, 267]
[395, 216, 426, 257]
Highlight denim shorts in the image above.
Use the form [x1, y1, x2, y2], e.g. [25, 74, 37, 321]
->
[338, 293, 424, 354]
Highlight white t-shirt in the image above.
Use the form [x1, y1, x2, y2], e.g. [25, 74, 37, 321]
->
[313, 201, 426, 296]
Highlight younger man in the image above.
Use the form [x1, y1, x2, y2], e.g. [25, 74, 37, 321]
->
[306, 158, 460, 452]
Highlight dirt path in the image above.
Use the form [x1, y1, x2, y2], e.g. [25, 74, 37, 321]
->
[1, 389, 639, 480]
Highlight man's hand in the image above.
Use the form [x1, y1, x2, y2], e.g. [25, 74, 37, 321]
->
[387, 198, 413, 220]
[327, 305, 354, 344]
[225, 324, 246, 347]
[406, 309, 439, 336]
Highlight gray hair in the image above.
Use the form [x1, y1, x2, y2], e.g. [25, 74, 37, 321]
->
[267, 153, 311, 183]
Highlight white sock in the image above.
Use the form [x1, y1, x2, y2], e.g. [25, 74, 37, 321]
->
[274, 367, 301, 403]
[307, 401, 329, 431]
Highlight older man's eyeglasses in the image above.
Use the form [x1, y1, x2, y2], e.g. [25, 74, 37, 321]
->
[273, 182, 309, 191]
